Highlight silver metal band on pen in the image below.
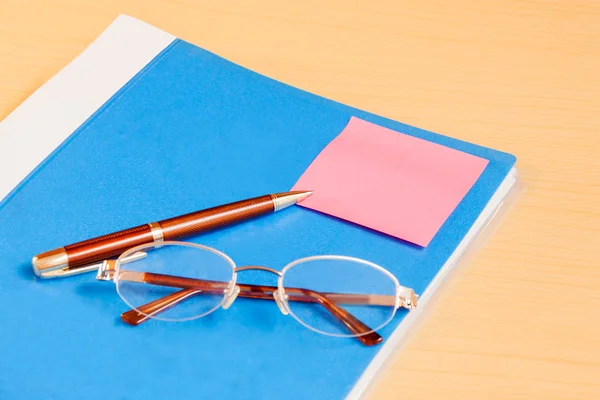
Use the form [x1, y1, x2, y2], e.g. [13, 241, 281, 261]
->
[148, 222, 164, 242]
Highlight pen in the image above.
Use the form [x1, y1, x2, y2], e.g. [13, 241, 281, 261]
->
[32, 191, 312, 278]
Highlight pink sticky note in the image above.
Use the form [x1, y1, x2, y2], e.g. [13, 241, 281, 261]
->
[292, 117, 489, 246]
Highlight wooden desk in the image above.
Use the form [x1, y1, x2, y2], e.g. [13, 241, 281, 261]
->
[1, 1, 598, 398]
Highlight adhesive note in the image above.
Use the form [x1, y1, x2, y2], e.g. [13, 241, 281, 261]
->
[292, 117, 489, 246]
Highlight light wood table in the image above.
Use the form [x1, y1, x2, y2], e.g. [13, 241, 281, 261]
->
[1, 1, 599, 399]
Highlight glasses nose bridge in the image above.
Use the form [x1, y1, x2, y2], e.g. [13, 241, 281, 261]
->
[234, 265, 282, 277]
[223, 265, 286, 313]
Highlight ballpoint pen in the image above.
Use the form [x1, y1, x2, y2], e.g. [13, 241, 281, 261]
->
[32, 191, 312, 278]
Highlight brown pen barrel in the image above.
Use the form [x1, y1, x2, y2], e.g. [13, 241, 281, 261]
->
[65, 225, 155, 269]
[64, 195, 275, 270]
[158, 194, 274, 240]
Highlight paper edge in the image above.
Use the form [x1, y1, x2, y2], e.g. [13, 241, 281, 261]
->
[0, 15, 175, 203]
[347, 167, 519, 400]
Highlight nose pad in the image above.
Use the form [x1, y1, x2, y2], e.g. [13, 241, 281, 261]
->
[222, 285, 240, 310]
[273, 289, 289, 315]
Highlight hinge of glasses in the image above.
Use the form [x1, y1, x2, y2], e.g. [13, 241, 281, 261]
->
[95, 251, 148, 281]
[397, 286, 419, 310]
[96, 260, 117, 281]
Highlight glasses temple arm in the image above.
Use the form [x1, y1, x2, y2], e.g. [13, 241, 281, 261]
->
[118, 271, 403, 306]
[284, 286, 383, 346]
[121, 288, 202, 326]
[119, 272, 385, 345]
[120, 288, 404, 326]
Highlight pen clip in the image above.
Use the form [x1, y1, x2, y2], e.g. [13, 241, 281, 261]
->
[40, 262, 105, 279]
[37, 251, 147, 279]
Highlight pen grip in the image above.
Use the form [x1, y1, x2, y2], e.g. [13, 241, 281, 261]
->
[158, 195, 274, 240]
[65, 224, 154, 269]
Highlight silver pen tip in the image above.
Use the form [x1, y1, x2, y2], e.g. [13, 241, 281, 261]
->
[272, 190, 313, 211]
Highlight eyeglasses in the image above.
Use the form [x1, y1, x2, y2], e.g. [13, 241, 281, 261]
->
[96, 241, 418, 346]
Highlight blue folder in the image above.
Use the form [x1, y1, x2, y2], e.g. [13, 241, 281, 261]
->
[0, 16, 516, 400]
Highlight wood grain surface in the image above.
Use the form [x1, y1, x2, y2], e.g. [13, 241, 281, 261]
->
[1, 1, 599, 399]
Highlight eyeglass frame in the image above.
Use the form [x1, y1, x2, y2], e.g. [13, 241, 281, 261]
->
[96, 240, 418, 346]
